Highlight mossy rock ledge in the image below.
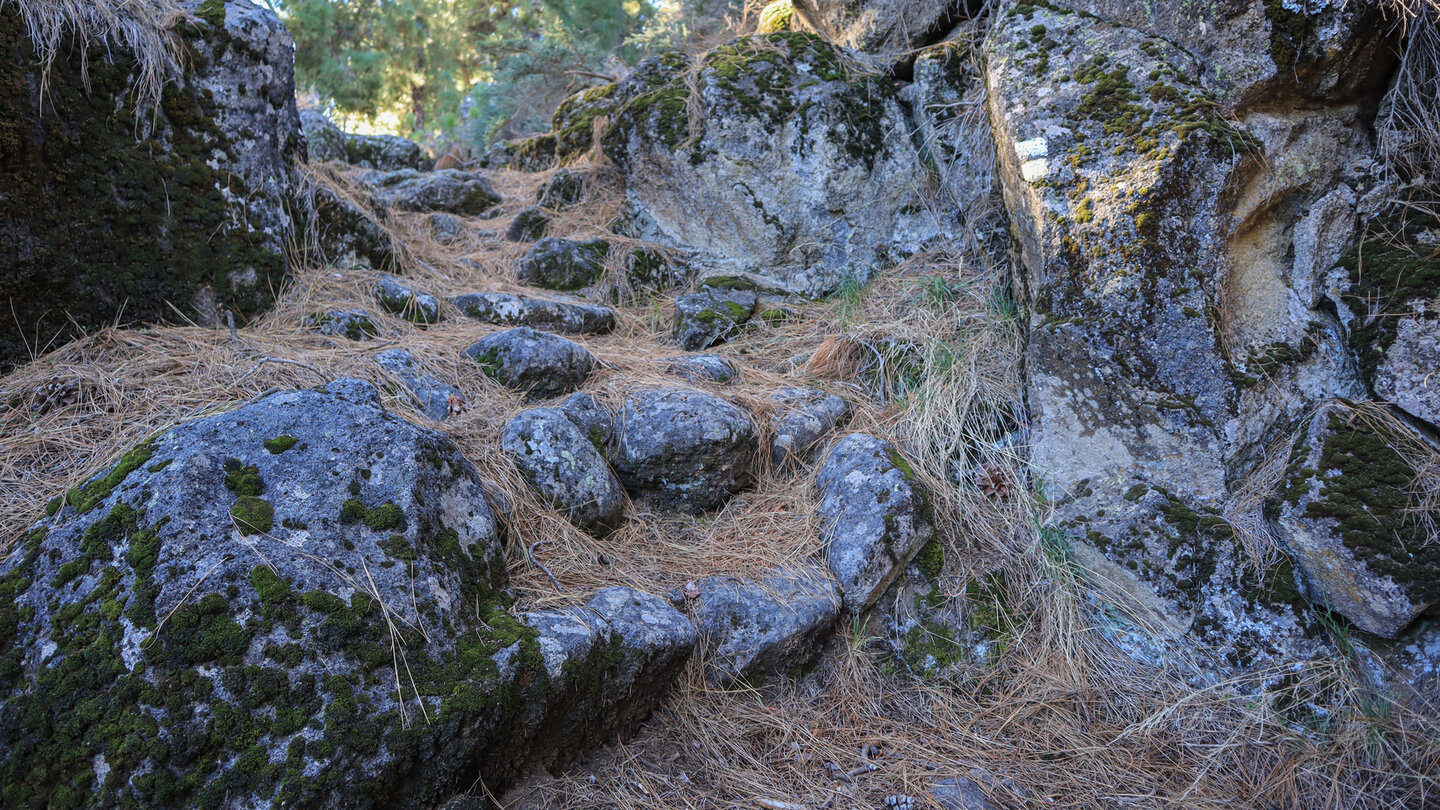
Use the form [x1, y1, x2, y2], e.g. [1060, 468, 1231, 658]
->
[0, 379, 696, 809]
[0, 0, 305, 370]
[1273, 402, 1440, 638]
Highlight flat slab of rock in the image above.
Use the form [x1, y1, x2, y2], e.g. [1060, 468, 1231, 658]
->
[673, 287, 756, 351]
[375, 274, 440, 324]
[308, 308, 378, 341]
[1273, 401, 1440, 637]
[358, 168, 500, 215]
[770, 387, 849, 470]
[374, 348, 464, 421]
[665, 354, 740, 384]
[613, 389, 758, 513]
[454, 291, 615, 334]
[503, 407, 625, 535]
[817, 434, 934, 613]
[515, 237, 610, 291]
[464, 327, 594, 399]
[683, 565, 840, 686]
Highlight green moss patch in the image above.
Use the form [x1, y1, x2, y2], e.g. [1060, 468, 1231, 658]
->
[1289, 412, 1440, 603]
[1339, 207, 1440, 382]
[65, 438, 156, 513]
[231, 497, 275, 535]
[264, 435, 299, 454]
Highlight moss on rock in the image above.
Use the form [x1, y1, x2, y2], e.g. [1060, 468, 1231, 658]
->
[0, 6, 293, 369]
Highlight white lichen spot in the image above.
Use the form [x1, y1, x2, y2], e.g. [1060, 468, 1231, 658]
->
[1021, 159, 1049, 183]
[1015, 136, 1048, 161]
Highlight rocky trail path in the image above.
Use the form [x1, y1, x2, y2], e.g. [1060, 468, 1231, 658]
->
[3, 2, 1440, 808]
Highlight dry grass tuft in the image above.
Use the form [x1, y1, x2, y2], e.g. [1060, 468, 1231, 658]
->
[1378, 4, 1440, 180]
[2, 0, 190, 118]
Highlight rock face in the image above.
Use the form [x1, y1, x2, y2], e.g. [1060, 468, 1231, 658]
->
[0, 380, 698, 808]
[684, 565, 840, 686]
[1274, 403, 1440, 638]
[769, 387, 849, 470]
[984, 1, 1415, 661]
[454, 291, 615, 335]
[1342, 206, 1440, 428]
[358, 169, 500, 216]
[816, 434, 933, 613]
[613, 389, 759, 513]
[0, 0, 303, 368]
[300, 108, 429, 170]
[464, 327, 595, 399]
[602, 32, 942, 296]
[515, 237, 610, 291]
[503, 408, 626, 535]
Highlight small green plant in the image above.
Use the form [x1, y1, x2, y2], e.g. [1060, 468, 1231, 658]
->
[830, 274, 868, 324]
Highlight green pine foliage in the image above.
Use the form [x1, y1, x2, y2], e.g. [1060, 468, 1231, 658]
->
[279, 0, 737, 144]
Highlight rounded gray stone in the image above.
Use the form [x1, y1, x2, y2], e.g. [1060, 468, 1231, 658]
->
[453, 291, 615, 335]
[816, 433, 934, 613]
[515, 237, 609, 291]
[613, 388, 758, 513]
[463, 327, 594, 399]
[503, 407, 625, 535]
[770, 387, 850, 470]
[684, 565, 840, 686]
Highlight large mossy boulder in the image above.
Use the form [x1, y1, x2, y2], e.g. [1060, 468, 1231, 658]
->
[0, 380, 695, 808]
[0, 0, 304, 369]
[601, 32, 942, 297]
